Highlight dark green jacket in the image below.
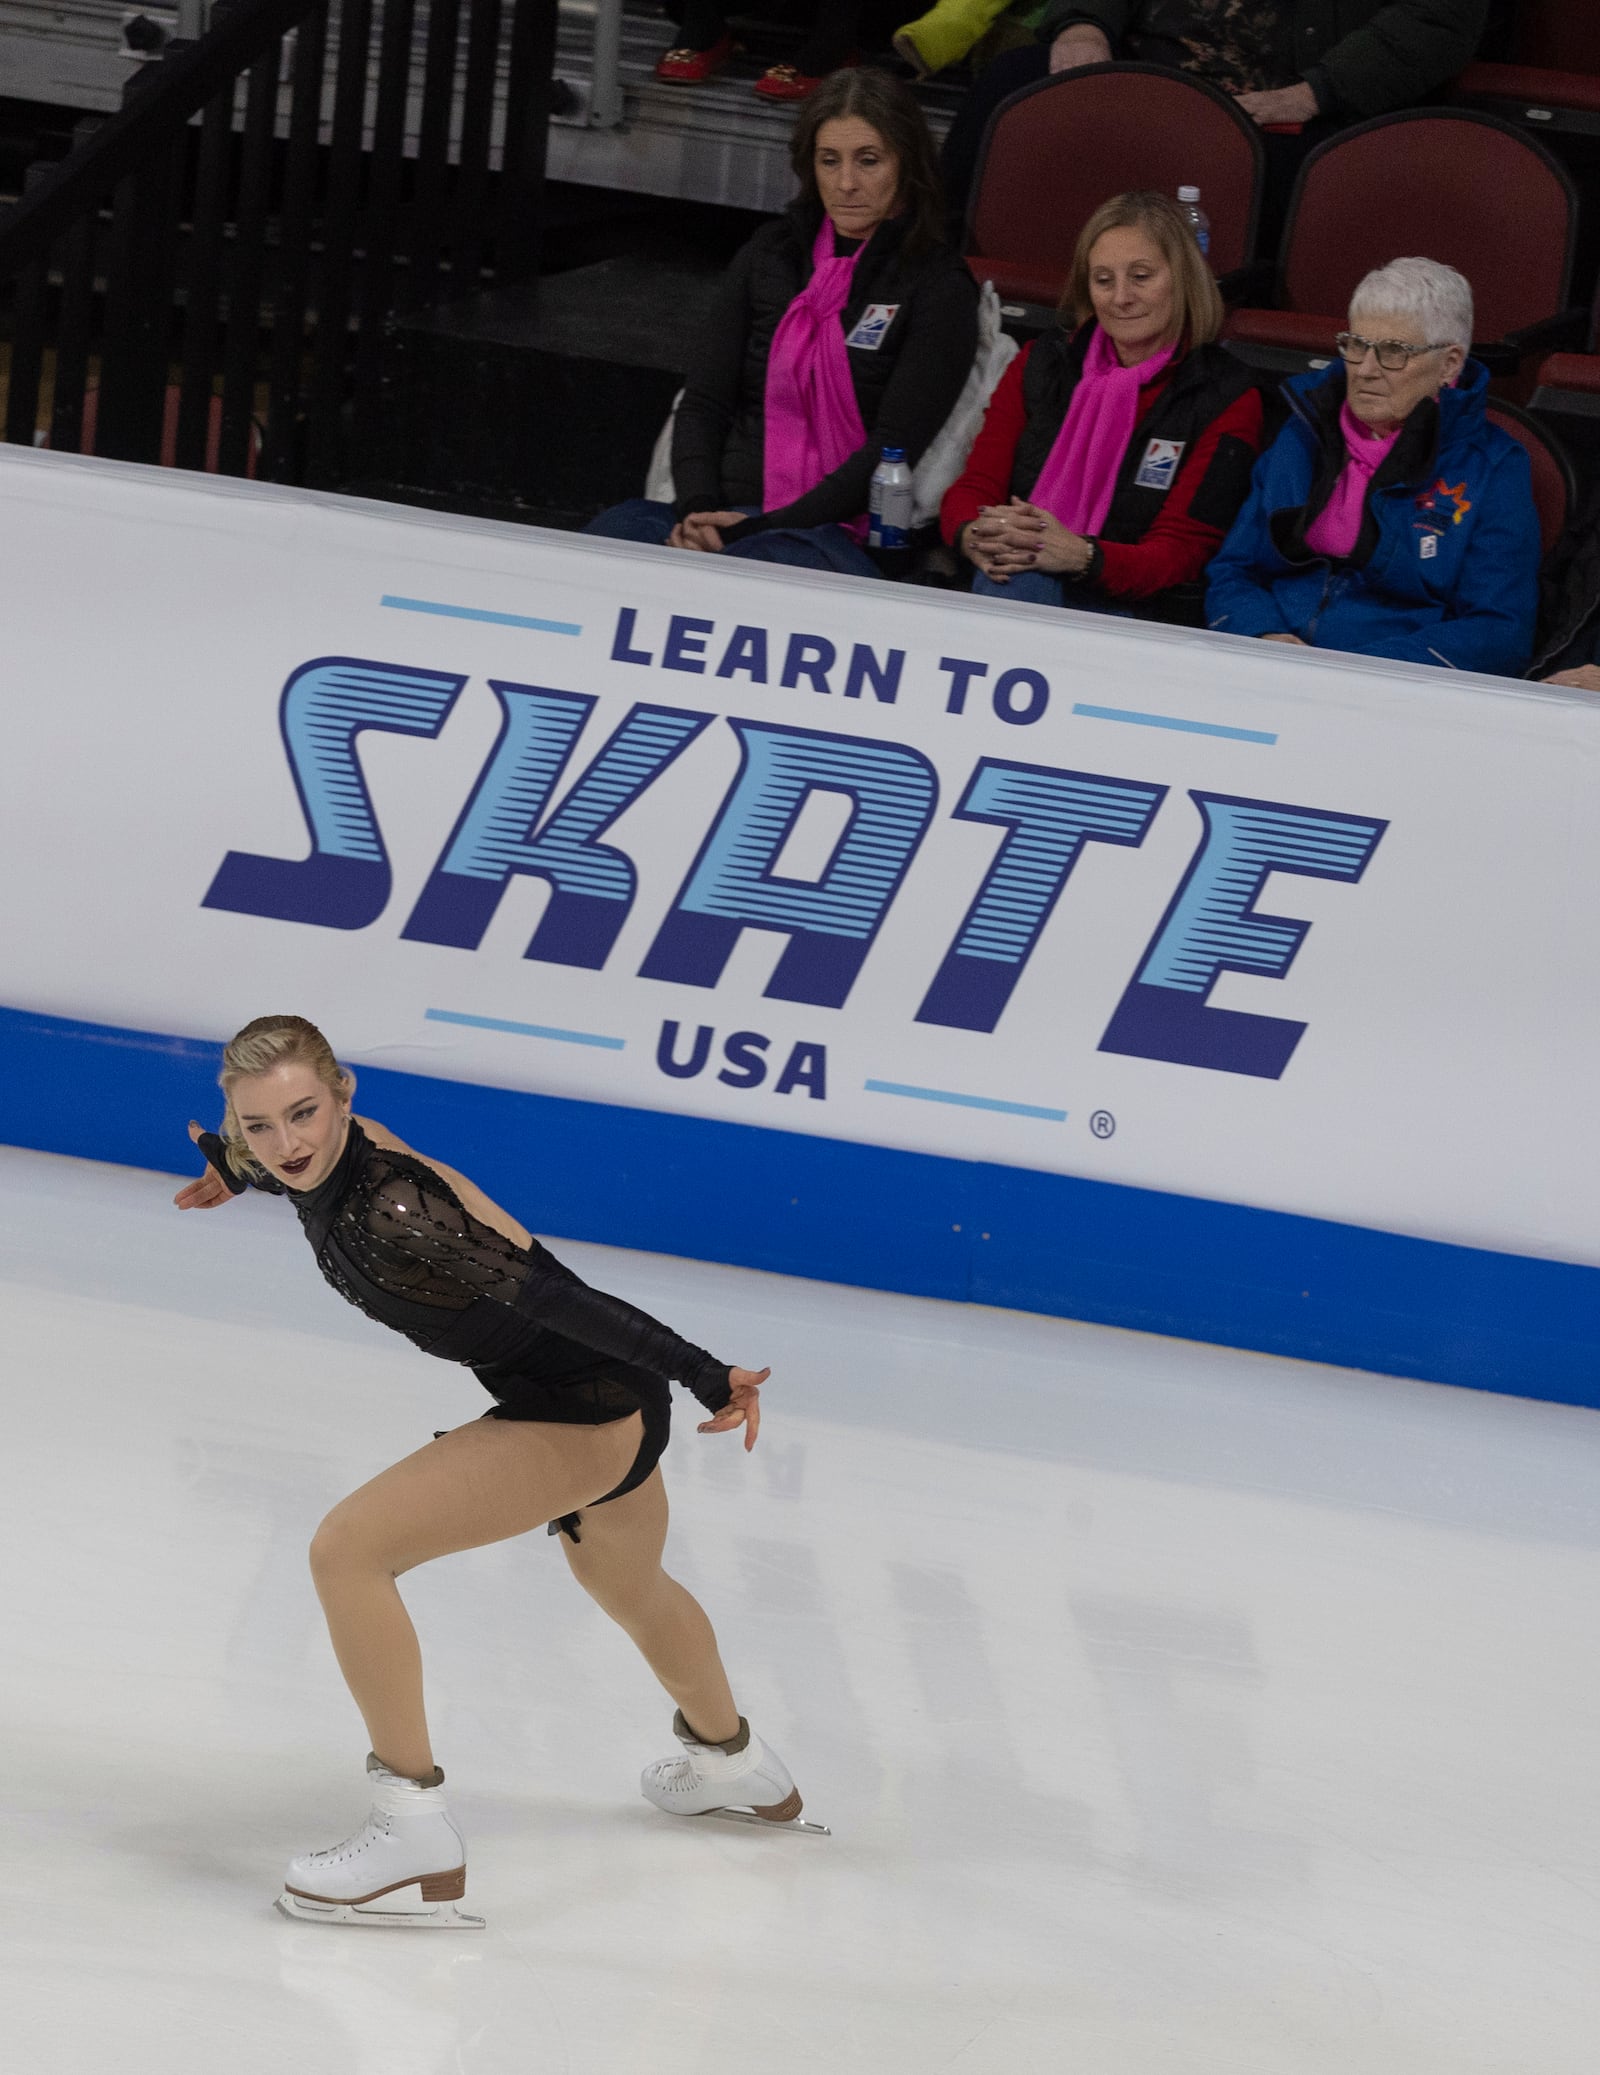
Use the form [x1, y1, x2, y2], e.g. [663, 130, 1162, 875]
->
[1037, 0, 1488, 119]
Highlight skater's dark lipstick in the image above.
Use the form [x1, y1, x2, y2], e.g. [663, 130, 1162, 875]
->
[281, 1154, 314, 1177]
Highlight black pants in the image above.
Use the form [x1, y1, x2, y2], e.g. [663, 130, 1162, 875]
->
[673, 0, 892, 69]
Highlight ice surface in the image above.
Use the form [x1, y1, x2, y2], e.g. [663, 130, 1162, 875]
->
[2, 1144, 1598, 2074]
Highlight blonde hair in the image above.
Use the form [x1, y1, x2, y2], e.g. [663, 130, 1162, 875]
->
[1063, 190, 1223, 348]
[217, 1014, 350, 1181]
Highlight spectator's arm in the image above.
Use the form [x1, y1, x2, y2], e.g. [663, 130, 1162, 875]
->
[1097, 391, 1265, 599]
[939, 347, 1032, 548]
[1540, 619, 1600, 681]
[1354, 445, 1540, 676]
[1033, 0, 1135, 48]
[1311, 0, 1489, 119]
[724, 264, 980, 544]
[1204, 456, 1299, 638]
[671, 244, 757, 518]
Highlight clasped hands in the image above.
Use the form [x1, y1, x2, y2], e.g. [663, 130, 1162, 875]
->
[1049, 23, 1318, 125]
[667, 509, 743, 552]
[963, 498, 1094, 584]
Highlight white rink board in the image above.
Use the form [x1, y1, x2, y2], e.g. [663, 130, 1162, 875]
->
[3, 445, 1598, 1265]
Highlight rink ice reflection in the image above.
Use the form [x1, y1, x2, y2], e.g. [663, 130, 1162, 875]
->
[2, 1146, 1599, 2073]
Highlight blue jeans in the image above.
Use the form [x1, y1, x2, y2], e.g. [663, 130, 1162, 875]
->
[585, 499, 882, 578]
[971, 568, 1131, 616]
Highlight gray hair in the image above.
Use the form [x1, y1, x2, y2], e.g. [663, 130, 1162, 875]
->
[1348, 257, 1474, 350]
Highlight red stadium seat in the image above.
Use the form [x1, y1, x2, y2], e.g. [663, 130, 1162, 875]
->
[964, 63, 1265, 312]
[1223, 111, 1577, 375]
[1483, 398, 1574, 555]
[1530, 276, 1600, 429]
[1531, 351, 1600, 411]
[1453, 0, 1600, 142]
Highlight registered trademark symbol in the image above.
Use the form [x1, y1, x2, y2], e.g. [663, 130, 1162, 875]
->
[1089, 1110, 1116, 1139]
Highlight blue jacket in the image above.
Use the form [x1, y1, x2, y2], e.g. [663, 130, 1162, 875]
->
[1205, 358, 1539, 676]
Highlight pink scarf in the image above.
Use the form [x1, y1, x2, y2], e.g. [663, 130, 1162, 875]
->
[1029, 324, 1178, 535]
[1304, 402, 1400, 559]
[763, 217, 870, 535]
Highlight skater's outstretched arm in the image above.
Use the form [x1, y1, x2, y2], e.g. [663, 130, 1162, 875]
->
[354, 1143, 764, 1420]
[175, 1090, 768, 1443]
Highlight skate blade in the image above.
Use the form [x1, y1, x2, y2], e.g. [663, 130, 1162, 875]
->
[697, 1807, 832, 1837]
[275, 1886, 485, 1930]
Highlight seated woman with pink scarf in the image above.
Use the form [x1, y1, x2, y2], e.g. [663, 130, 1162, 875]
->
[586, 67, 977, 578]
[941, 190, 1265, 624]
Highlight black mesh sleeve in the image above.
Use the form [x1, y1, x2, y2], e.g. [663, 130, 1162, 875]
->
[356, 1154, 734, 1411]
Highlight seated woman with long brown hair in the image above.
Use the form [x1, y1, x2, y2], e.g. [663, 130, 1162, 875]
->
[941, 191, 1265, 623]
[588, 67, 977, 579]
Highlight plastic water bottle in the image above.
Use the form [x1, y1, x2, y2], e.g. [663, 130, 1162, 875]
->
[1176, 185, 1211, 260]
[869, 445, 913, 552]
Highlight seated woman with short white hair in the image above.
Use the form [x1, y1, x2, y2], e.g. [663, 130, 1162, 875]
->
[1206, 257, 1540, 676]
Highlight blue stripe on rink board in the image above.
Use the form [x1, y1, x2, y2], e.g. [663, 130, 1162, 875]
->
[1072, 703, 1279, 745]
[5, 1001, 1600, 1412]
[380, 595, 583, 636]
[425, 1007, 626, 1051]
[865, 1079, 1068, 1123]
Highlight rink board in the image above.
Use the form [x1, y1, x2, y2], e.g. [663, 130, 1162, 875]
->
[6, 1003, 1599, 1409]
[4, 446, 1600, 1408]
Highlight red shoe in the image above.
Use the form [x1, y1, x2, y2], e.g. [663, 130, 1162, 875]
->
[655, 31, 738, 83]
[753, 57, 855, 100]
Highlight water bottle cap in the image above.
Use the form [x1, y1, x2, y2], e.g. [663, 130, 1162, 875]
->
[881, 445, 906, 462]
[1177, 185, 1200, 202]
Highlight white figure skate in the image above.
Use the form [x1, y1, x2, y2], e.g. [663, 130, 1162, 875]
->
[641, 1712, 830, 1835]
[276, 1754, 484, 1929]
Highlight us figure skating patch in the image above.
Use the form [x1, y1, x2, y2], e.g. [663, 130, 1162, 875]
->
[1134, 438, 1186, 491]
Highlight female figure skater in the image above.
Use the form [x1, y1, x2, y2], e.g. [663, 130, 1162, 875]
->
[175, 1013, 817, 1930]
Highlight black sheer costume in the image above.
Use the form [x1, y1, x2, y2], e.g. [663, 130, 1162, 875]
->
[204, 1121, 733, 1534]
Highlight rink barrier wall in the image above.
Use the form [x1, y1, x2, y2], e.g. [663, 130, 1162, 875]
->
[6, 1003, 1599, 1412]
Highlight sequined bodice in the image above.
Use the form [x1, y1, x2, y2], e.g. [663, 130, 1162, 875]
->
[283, 1123, 732, 1411]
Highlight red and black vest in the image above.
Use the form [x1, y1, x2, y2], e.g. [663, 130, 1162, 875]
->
[1013, 323, 1264, 544]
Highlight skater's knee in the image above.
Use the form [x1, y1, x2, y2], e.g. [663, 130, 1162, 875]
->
[308, 1505, 383, 1585]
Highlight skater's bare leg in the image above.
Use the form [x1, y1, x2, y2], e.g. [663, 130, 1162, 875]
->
[559, 1469, 741, 1744]
[309, 1414, 644, 1780]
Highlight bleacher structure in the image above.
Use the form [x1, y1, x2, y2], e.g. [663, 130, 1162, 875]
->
[0, 0, 953, 212]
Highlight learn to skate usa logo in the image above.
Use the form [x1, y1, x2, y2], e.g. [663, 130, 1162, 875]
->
[202, 598, 1387, 1086]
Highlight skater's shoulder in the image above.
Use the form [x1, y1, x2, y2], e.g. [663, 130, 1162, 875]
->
[357, 1141, 469, 1223]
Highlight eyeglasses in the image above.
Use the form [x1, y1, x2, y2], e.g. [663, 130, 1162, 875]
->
[1334, 332, 1452, 372]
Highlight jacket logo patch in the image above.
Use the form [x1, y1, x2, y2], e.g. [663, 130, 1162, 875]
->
[1134, 438, 1186, 491]
[845, 304, 900, 351]
[1419, 532, 1438, 559]
[1415, 478, 1472, 525]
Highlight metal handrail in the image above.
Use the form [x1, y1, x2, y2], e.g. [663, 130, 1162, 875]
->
[0, 0, 560, 481]
[558, 0, 625, 130]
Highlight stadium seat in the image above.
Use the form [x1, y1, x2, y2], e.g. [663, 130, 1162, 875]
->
[964, 63, 1265, 313]
[1452, 0, 1600, 143]
[1529, 272, 1600, 453]
[1483, 398, 1575, 555]
[1530, 351, 1600, 415]
[1223, 111, 1579, 377]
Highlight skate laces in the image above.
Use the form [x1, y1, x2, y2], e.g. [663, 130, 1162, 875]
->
[307, 1806, 393, 1863]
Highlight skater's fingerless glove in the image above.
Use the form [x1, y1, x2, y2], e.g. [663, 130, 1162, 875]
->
[196, 1130, 285, 1195]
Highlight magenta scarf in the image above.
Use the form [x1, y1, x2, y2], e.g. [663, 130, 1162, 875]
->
[763, 217, 870, 535]
[1029, 324, 1178, 535]
[1304, 401, 1401, 559]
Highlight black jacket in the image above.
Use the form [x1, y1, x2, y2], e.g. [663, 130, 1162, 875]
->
[672, 202, 979, 541]
[1013, 322, 1264, 548]
[1530, 482, 1600, 679]
[1037, 0, 1488, 119]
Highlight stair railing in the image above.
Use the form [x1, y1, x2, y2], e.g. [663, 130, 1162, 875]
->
[0, 0, 560, 485]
